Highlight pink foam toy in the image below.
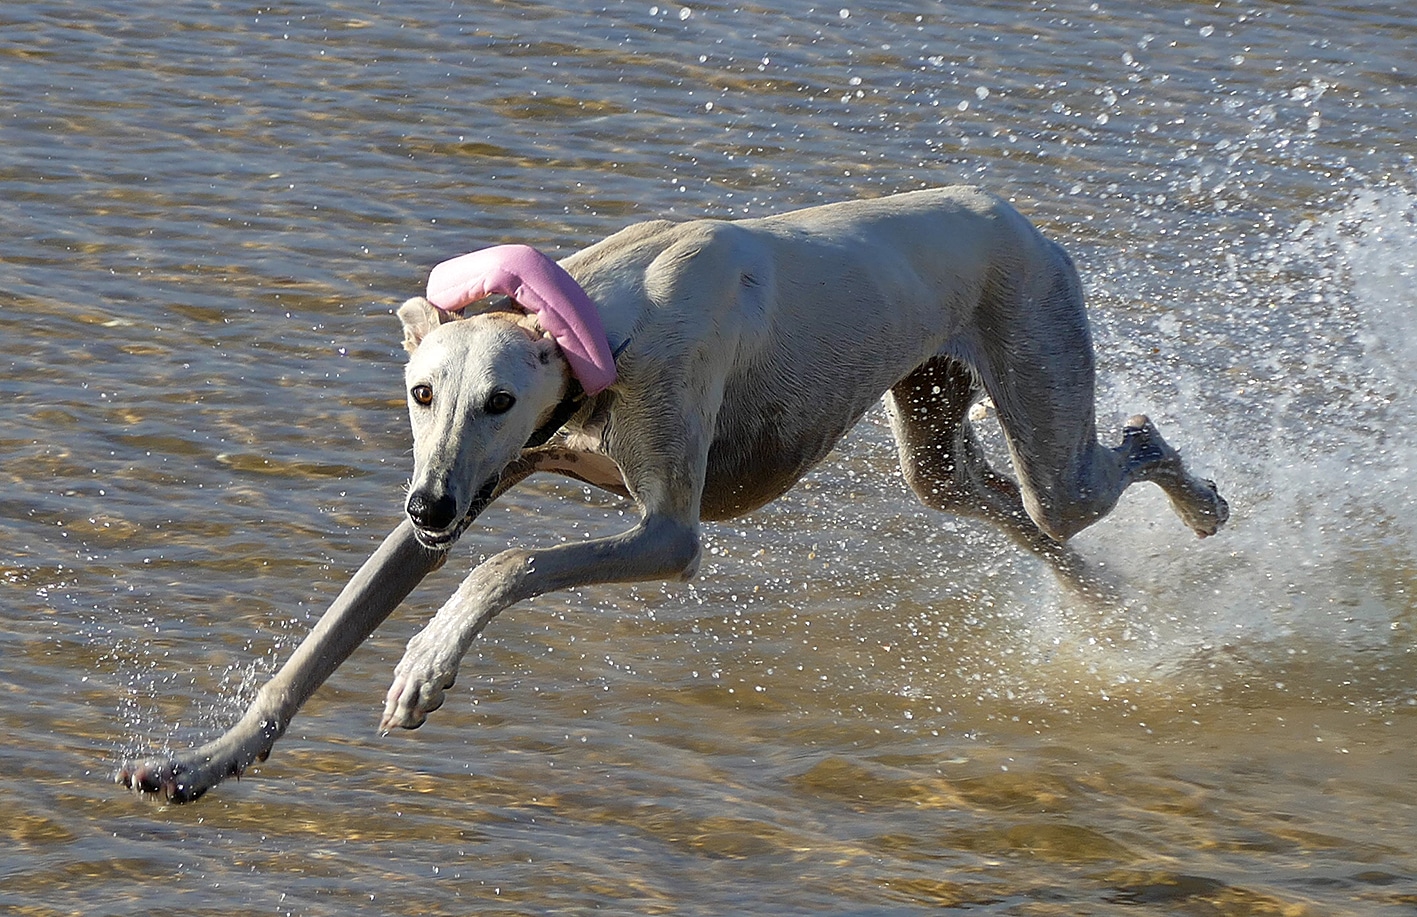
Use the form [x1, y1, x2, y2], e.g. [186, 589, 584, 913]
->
[425, 244, 617, 394]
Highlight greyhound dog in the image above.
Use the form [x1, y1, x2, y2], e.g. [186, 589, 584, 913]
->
[119, 186, 1227, 801]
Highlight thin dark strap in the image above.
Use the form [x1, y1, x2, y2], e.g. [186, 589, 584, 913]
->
[523, 381, 585, 449]
[521, 336, 630, 450]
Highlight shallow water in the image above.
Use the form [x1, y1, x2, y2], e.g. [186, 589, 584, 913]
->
[3, 0, 1416, 913]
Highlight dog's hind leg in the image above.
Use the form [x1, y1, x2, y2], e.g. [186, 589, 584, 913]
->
[887, 356, 1034, 537]
[1113, 413, 1231, 537]
[969, 243, 1228, 542]
[885, 356, 1095, 584]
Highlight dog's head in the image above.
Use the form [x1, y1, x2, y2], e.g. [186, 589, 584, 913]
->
[397, 297, 570, 549]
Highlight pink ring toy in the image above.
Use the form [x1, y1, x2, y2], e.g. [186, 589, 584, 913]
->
[425, 244, 616, 394]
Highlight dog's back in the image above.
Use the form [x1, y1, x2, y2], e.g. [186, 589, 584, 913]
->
[565, 186, 1067, 517]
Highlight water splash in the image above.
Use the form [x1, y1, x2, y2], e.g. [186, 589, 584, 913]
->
[1035, 185, 1417, 706]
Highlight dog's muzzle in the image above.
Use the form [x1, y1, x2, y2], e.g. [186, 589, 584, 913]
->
[407, 476, 501, 550]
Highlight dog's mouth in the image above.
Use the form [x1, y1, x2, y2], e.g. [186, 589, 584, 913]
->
[411, 476, 501, 551]
[411, 523, 464, 551]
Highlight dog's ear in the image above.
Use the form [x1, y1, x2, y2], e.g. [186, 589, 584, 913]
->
[397, 297, 455, 353]
[533, 334, 571, 382]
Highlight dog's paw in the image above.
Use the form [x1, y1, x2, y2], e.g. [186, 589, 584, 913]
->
[1186, 479, 1230, 538]
[1162, 475, 1230, 539]
[116, 754, 231, 804]
[380, 650, 458, 732]
[117, 722, 278, 803]
[1122, 415, 1230, 539]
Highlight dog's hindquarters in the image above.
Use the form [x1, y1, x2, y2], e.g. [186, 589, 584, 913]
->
[896, 211, 1227, 544]
[962, 236, 1129, 541]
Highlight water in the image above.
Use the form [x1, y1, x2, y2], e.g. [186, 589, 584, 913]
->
[2, 0, 1415, 913]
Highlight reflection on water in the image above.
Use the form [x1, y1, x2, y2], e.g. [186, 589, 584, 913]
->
[2, 0, 1415, 914]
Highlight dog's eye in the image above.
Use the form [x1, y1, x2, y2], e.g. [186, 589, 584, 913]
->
[410, 384, 434, 406]
[485, 391, 516, 415]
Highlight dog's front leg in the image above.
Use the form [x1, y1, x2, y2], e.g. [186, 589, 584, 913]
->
[119, 520, 445, 802]
[380, 513, 699, 731]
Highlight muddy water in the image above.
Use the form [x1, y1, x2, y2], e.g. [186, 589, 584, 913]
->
[3, 1, 1416, 914]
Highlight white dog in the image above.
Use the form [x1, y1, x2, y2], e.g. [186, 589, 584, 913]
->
[120, 186, 1227, 801]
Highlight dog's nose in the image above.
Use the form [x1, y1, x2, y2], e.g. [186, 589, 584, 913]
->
[406, 490, 459, 531]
